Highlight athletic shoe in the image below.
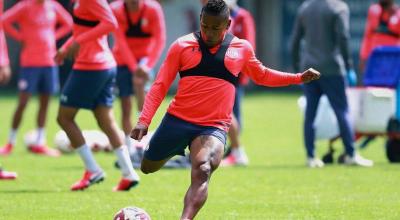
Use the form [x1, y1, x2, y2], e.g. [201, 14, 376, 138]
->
[0, 143, 13, 156]
[307, 157, 324, 168]
[0, 169, 17, 180]
[28, 144, 61, 157]
[113, 178, 139, 191]
[343, 153, 373, 167]
[221, 146, 249, 167]
[70, 170, 105, 191]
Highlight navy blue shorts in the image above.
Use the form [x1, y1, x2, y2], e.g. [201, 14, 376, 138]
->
[60, 68, 116, 110]
[144, 113, 227, 161]
[18, 66, 59, 94]
[116, 66, 134, 97]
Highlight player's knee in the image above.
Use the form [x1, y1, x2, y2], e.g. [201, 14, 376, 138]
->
[194, 161, 212, 181]
[56, 114, 66, 127]
[140, 163, 158, 174]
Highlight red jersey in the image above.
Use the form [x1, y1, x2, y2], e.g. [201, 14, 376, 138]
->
[360, 4, 400, 60]
[111, 0, 166, 72]
[0, 0, 9, 66]
[139, 33, 302, 131]
[229, 7, 256, 86]
[61, 0, 117, 70]
[1, 0, 72, 67]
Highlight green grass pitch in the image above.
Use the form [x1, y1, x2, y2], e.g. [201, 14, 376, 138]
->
[0, 92, 399, 219]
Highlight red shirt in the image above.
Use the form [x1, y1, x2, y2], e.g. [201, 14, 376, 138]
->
[111, 0, 166, 72]
[230, 7, 256, 86]
[360, 4, 400, 60]
[0, 0, 9, 66]
[61, 0, 117, 70]
[139, 33, 302, 131]
[1, 0, 72, 67]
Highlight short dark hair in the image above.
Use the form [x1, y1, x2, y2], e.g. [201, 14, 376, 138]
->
[201, 0, 229, 19]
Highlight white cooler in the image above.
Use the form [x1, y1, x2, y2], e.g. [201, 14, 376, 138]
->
[298, 87, 395, 140]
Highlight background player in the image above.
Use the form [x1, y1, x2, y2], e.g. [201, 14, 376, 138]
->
[55, 0, 140, 191]
[110, 0, 166, 155]
[0, 0, 72, 156]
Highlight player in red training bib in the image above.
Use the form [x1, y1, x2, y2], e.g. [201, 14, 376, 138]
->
[110, 0, 166, 156]
[55, 0, 140, 191]
[131, 1, 320, 219]
[0, 0, 72, 156]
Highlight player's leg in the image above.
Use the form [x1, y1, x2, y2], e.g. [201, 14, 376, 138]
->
[35, 67, 59, 147]
[222, 114, 248, 166]
[1, 67, 39, 154]
[181, 134, 225, 220]
[133, 74, 145, 113]
[93, 105, 140, 191]
[303, 81, 324, 167]
[93, 69, 140, 190]
[116, 66, 135, 151]
[58, 70, 105, 190]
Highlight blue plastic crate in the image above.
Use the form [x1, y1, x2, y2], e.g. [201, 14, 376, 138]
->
[363, 46, 400, 88]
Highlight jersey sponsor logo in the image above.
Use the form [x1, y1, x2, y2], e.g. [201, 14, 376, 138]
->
[60, 94, 68, 102]
[226, 48, 239, 59]
[141, 18, 148, 27]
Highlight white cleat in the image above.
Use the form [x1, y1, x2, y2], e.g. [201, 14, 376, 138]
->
[307, 157, 324, 168]
[343, 154, 373, 167]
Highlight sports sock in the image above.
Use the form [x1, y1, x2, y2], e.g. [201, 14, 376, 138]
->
[36, 127, 46, 145]
[76, 144, 101, 173]
[115, 145, 140, 181]
[8, 129, 18, 145]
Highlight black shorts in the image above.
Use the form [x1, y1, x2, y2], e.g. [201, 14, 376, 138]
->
[144, 113, 227, 161]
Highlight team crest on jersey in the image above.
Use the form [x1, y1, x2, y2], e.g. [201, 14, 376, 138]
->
[226, 48, 239, 59]
[141, 18, 148, 27]
[46, 10, 56, 20]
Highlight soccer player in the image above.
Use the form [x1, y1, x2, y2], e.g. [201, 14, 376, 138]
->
[110, 0, 166, 154]
[291, 0, 373, 167]
[131, 0, 320, 218]
[0, 0, 72, 156]
[360, 0, 400, 72]
[55, 0, 140, 191]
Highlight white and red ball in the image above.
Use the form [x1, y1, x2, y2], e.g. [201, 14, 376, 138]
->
[113, 206, 151, 220]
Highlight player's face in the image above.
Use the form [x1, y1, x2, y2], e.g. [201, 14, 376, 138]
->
[200, 13, 230, 48]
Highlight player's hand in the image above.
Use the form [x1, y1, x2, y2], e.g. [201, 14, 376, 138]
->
[54, 49, 67, 65]
[66, 41, 80, 60]
[130, 123, 149, 141]
[135, 66, 150, 81]
[301, 68, 320, 83]
[346, 69, 357, 87]
[0, 66, 11, 85]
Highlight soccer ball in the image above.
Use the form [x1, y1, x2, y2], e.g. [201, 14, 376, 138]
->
[54, 130, 73, 153]
[113, 206, 151, 220]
